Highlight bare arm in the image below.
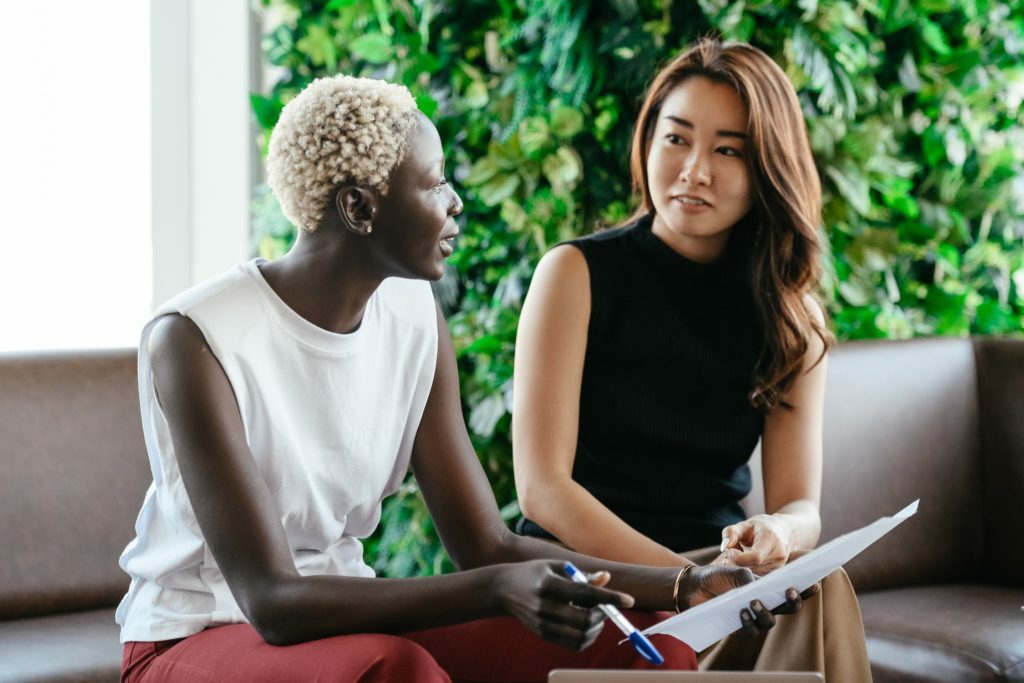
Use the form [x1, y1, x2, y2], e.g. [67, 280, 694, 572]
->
[721, 295, 827, 573]
[510, 246, 687, 569]
[147, 313, 627, 648]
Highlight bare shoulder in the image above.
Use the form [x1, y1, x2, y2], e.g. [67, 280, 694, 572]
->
[801, 294, 828, 368]
[146, 314, 228, 395]
[533, 243, 588, 287]
[148, 314, 210, 366]
[802, 294, 826, 327]
[523, 244, 590, 320]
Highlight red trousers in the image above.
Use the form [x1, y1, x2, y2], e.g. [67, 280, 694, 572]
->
[122, 612, 696, 682]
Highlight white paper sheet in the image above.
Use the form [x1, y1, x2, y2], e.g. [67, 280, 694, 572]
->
[641, 500, 919, 652]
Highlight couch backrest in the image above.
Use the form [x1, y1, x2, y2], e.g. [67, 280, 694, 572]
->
[974, 338, 1024, 588]
[0, 349, 150, 620]
[745, 337, 988, 593]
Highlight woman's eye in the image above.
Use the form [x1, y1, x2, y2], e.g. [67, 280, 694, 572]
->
[719, 147, 742, 157]
[666, 134, 687, 145]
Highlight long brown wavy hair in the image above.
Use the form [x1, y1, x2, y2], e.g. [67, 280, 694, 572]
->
[627, 38, 834, 411]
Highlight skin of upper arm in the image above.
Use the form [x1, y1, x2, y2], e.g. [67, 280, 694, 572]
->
[410, 304, 512, 570]
[760, 295, 828, 515]
[147, 314, 300, 622]
[511, 245, 591, 521]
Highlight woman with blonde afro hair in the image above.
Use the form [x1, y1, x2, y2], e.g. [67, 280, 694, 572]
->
[116, 73, 780, 681]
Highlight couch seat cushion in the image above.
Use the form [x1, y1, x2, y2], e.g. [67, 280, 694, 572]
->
[0, 608, 121, 682]
[859, 585, 1024, 682]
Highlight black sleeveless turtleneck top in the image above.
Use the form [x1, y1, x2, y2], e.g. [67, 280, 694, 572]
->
[518, 213, 766, 552]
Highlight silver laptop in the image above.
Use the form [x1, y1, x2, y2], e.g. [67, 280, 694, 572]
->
[549, 672, 825, 682]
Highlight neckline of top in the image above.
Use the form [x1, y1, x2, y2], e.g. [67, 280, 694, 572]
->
[630, 213, 749, 280]
[241, 258, 376, 355]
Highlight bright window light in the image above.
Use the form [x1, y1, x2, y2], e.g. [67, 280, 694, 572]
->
[0, 2, 151, 352]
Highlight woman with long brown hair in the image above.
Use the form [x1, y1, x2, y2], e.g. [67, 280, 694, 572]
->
[512, 38, 873, 676]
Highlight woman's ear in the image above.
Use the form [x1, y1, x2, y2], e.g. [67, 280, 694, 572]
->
[334, 186, 379, 236]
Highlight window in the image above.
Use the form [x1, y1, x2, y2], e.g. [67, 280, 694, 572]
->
[0, 3, 151, 351]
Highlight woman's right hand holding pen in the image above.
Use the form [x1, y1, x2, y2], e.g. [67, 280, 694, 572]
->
[493, 559, 634, 651]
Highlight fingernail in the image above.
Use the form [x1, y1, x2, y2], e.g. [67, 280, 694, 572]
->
[720, 538, 728, 552]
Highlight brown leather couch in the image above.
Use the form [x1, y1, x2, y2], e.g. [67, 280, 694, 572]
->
[1, 339, 1022, 681]
[745, 337, 1024, 682]
[0, 350, 149, 683]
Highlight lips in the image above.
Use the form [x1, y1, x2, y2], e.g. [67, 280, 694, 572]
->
[671, 194, 713, 207]
[439, 228, 459, 257]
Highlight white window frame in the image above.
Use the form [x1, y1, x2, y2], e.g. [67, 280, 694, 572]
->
[150, 0, 261, 307]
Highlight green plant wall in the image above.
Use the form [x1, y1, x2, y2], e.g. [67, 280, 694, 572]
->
[252, 0, 1024, 577]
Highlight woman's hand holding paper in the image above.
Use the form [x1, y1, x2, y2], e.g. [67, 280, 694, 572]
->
[718, 513, 794, 575]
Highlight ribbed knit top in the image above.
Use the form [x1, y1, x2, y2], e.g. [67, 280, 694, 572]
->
[519, 214, 766, 552]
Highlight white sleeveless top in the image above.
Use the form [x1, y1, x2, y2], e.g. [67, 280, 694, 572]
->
[115, 259, 438, 643]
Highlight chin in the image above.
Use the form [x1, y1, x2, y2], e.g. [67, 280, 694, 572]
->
[663, 218, 731, 240]
[408, 262, 445, 281]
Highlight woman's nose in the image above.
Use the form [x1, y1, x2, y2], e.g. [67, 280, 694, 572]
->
[450, 189, 464, 216]
[681, 151, 712, 185]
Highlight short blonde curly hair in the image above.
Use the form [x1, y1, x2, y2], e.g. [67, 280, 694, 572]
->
[266, 75, 419, 232]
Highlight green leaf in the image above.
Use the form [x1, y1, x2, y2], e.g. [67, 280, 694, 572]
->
[975, 300, 1016, 334]
[542, 146, 582, 194]
[797, 0, 818, 18]
[477, 173, 521, 207]
[468, 393, 506, 438]
[249, 94, 284, 131]
[462, 335, 504, 355]
[465, 157, 501, 186]
[465, 81, 489, 109]
[839, 278, 875, 306]
[897, 53, 922, 92]
[944, 126, 968, 167]
[295, 23, 339, 71]
[937, 243, 961, 270]
[920, 18, 952, 55]
[550, 105, 584, 139]
[826, 164, 872, 216]
[415, 93, 438, 118]
[350, 32, 392, 64]
[518, 116, 551, 155]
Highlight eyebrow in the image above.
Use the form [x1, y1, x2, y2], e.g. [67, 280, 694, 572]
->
[423, 157, 445, 178]
[663, 115, 747, 140]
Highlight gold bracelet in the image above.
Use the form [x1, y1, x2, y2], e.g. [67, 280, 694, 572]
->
[672, 564, 696, 613]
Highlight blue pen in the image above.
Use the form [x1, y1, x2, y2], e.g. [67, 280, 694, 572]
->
[563, 562, 664, 666]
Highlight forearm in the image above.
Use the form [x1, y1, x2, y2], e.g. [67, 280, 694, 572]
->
[488, 531, 683, 613]
[770, 499, 821, 552]
[242, 565, 503, 645]
[522, 478, 686, 568]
